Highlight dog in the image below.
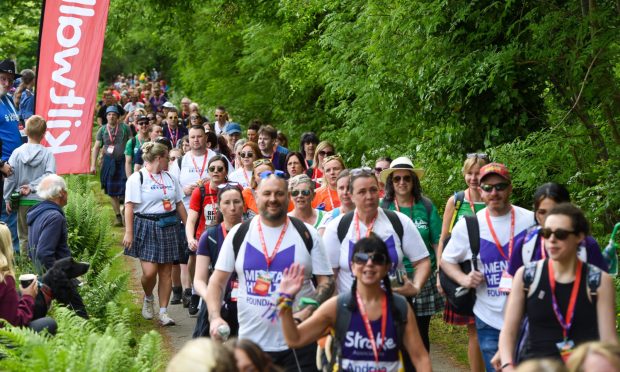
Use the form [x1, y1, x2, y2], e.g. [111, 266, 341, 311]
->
[32, 257, 90, 320]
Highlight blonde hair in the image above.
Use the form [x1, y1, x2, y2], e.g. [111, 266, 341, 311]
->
[312, 141, 335, 169]
[0, 224, 15, 283]
[567, 342, 620, 372]
[462, 156, 489, 175]
[141, 142, 168, 163]
[25, 115, 47, 140]
[321, 154, 346, 186]
[289, 174, 315, 191]
[166, 338, 236, 372]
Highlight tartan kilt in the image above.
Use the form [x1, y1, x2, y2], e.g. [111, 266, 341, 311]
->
[124, 213, 182, 263]
[443, 301, 475, 325]
[100, 155, 126, 197]
[413, 271, 445, 317]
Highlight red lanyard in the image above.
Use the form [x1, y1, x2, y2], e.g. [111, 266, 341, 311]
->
[327, 187, 339, 210]
[394, 199, 414, 220]
[106, 124, 119, 143]
[169, 127, 179, 146]
[354, 211, 377, 242]
[540, 234, 547, 259]
[192, 154, 208, 179]
[243, 169, 251, 187]
[485, 208, 515, 260]
[355, 291, 387, 364]
[548, 259, 582, 339]
[256, 217, 289, 269]
[148, 172, 167, 196]
[466, 189, 477, 215]
[221, 224, 228, 239]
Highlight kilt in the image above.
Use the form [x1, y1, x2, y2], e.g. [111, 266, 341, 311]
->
[413, 271, 445, 317]
[443, 301, 475, 325]
[100, 155, 126, 197]
[125, 212, 183, 263]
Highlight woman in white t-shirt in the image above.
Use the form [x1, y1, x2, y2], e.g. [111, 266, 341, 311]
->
[228, 141, 259, 188]
[123, 142, 188, 326]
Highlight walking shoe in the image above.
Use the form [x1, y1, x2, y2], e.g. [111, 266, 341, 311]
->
[182, 288, 192, 308]
[114, 214, 123, 227]
[141, 297, 154, 320]
[188, 294, 200, 316]
[170, 286, 183, 305]
[158, 312, 176, 326]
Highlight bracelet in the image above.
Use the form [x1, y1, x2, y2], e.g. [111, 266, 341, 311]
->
[501, 362, 513, 370]
[277, 292, 294, 312]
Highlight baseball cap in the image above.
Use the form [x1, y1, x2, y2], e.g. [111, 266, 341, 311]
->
[162, 101, 175, 109]
[479, 162, 511, 182]
[106, 106, 120, 115]
[225, 122, 242, 135]
[135, 115, 148, 123]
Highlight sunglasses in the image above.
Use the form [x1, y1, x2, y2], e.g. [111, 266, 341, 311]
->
[136, 121, 149, 126]
[352, 252, 388, 265]
[147, 117, 156, 121]
[259, 170, 287, 179]
[239, 152, 255, 159]
[323, 154, 343, 165]
[540, 228, 577, 240]
[374, 167, 386, 174]
[467, 153, 491, 162]
[480, 182, 510, 192]
[209, 166, 225, 173]
[318, 150, 335, 157]
[350, 167, 373, 177]
[253, 159, 273, 168]
[393, 175, 412, 183]
[291, 189, 312, 197]
[217, 182, 243, 193]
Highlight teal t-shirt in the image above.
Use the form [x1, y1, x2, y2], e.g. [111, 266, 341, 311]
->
[124, 136, 146, 165]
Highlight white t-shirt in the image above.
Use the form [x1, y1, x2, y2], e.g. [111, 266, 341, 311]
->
[228, 168, 252, 188]
[169, 149, 217, 209]
[125, 169, 184, 214]
[214, 217, 333, 352]
[322, 209, 430, 294]
[442, 205, 534, 330]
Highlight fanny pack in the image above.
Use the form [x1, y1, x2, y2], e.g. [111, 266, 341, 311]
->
[136, 211, 179, 228]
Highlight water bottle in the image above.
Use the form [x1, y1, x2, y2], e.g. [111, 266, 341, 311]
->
[217, 324, 231, 341]
[602, 222, 620, 276]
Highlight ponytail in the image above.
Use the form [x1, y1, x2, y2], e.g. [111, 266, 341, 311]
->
[348, 278, 358, 311]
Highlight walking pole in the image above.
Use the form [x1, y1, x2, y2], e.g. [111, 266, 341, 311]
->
[602, 222, 620, 276]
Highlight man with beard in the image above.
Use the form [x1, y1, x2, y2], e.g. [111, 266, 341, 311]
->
[0, 59, 22, 252]
[207, 172, 334, 371]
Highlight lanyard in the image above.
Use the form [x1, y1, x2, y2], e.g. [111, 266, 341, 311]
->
[466, 189, 477, 215]
[208, 182, 218, 218]
[485, 208, 515, 260]
[221, 224, 228, 239]
[148, 171, 167, 196]
[256, 217, 289, 269]
[106, 124, 119, 143]
[540, 234, 547, 259]
[548, 259, 582, 339]
[169, 127, 179, 146]
[354, 211, 377, 242]
[327, 187, 338, 210]
[355, 291, 387, 364]
[192, 154, 208, 179]
[243, 169, 251, 187]
[394, 199, 414, 221]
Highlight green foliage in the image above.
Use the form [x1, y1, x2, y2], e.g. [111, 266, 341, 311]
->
[0, 1, 40, 70]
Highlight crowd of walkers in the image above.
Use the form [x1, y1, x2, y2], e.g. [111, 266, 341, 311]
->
[1, 64, 619, 372]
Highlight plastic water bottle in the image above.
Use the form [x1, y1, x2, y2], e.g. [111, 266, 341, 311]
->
[602, 222, 620, 277]
[217, 324, 231, 341]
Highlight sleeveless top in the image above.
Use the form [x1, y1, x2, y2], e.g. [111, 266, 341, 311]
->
[340, 305, 402, 372]
[522, 259, 599, 361]
[453, 196, 485, 226]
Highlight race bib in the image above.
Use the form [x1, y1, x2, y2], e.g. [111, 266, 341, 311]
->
[106, 145, 115, 155]
[498, 271, 513, 293]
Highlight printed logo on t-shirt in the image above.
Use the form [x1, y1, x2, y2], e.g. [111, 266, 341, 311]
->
[203, 204, 217, 226]
[413, 218, 429, 231]
[480, 240, 509, 298]
[243, 242, 295, 297]
[348, 236, 398, 274]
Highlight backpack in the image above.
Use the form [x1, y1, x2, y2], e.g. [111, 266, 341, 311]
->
[232, 216, 313, 258]
[336, 209, 403, 244]
[442, 191, 466, 248]
[438, 215, 480, 316]
[329, 292, 409, 371]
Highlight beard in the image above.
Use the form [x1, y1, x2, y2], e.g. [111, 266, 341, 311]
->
[259, 201, 287, 222]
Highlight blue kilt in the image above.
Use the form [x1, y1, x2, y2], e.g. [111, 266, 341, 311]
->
[125, 213, 183, 263]
[100, 155, 126, 197]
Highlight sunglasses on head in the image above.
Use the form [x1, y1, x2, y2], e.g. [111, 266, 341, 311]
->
[467, 153, 491, 162]
[350, 167, 373, 177]
[319, 150, 335, 157]
[291, 189, 312, 197]
[323, 154, 343, 165]
[352, 252, 388, 265]
[209, 166, 225, 173]
[253, 159, 273, 168]
[217, 182, 243, 192]
[259, 170, 286, 179]
[540, 228, 576, 240]
[239, 151, 254, 159]
[480, 182, 510, 192]
[392, 175, 412, 183]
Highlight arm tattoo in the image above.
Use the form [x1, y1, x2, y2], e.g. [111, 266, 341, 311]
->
[301, 275, 335, 311]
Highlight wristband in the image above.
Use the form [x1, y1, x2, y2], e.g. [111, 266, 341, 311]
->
[501, 362, 513, 370]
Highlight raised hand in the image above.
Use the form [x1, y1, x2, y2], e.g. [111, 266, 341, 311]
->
[278, 263, 305, 297]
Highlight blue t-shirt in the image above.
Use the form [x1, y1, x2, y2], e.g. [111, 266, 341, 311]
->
[0, 95, 23, 160]
[19, 89, 34, 121]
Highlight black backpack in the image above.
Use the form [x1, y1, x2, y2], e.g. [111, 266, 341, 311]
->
[329, 292, 409, 371]
[438, 215, 480, 316]
[232, 216, 313, 257]
[336, 209, 403, 244]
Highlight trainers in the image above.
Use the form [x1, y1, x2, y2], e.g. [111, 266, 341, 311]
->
[182, 288, 192, 308]
[141, 297, 154, 320]
[158, 312, 176, 326]
[170, 286, 182, 305]
[188, 294, 200, 316]
[114, 214, 123, 227]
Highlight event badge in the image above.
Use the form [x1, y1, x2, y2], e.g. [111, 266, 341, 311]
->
[253, 273, 271, 296]
[498, 271, 513, 293]
[162, 197, 172, 211]
[556, 339, 575, 362]
[106, 145, 115, 155]
[230, 280, 239, 302]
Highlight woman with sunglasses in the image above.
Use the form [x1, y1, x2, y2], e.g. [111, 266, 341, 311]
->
[229, 142, 260, 188]
[186, 155, 229, 251]
[288, 174, 329, 230]
[285, 151, 308, 178]
[192, 183, 245, 338]
[124, 114, 151, 178]
[506, 183, 607, 277]
[306, 141, 335, 183]
[379, 156, 444, 355]
[312, 154, 344, 212]
[277, 234, 432, 371]
[435, 153, 488, 372]
[497, 203, 616, 369]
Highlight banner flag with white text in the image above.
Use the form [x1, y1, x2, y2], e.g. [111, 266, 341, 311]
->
[36, 0, 110, 174]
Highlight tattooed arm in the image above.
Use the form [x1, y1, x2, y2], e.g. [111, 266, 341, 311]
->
[293, 274, 335, 322]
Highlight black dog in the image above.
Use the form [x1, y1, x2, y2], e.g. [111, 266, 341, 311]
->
[33, 257, 90, 320]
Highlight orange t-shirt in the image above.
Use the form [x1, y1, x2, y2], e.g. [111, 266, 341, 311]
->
[242, 188, 293, 214]
[312, 186, 340, 211]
